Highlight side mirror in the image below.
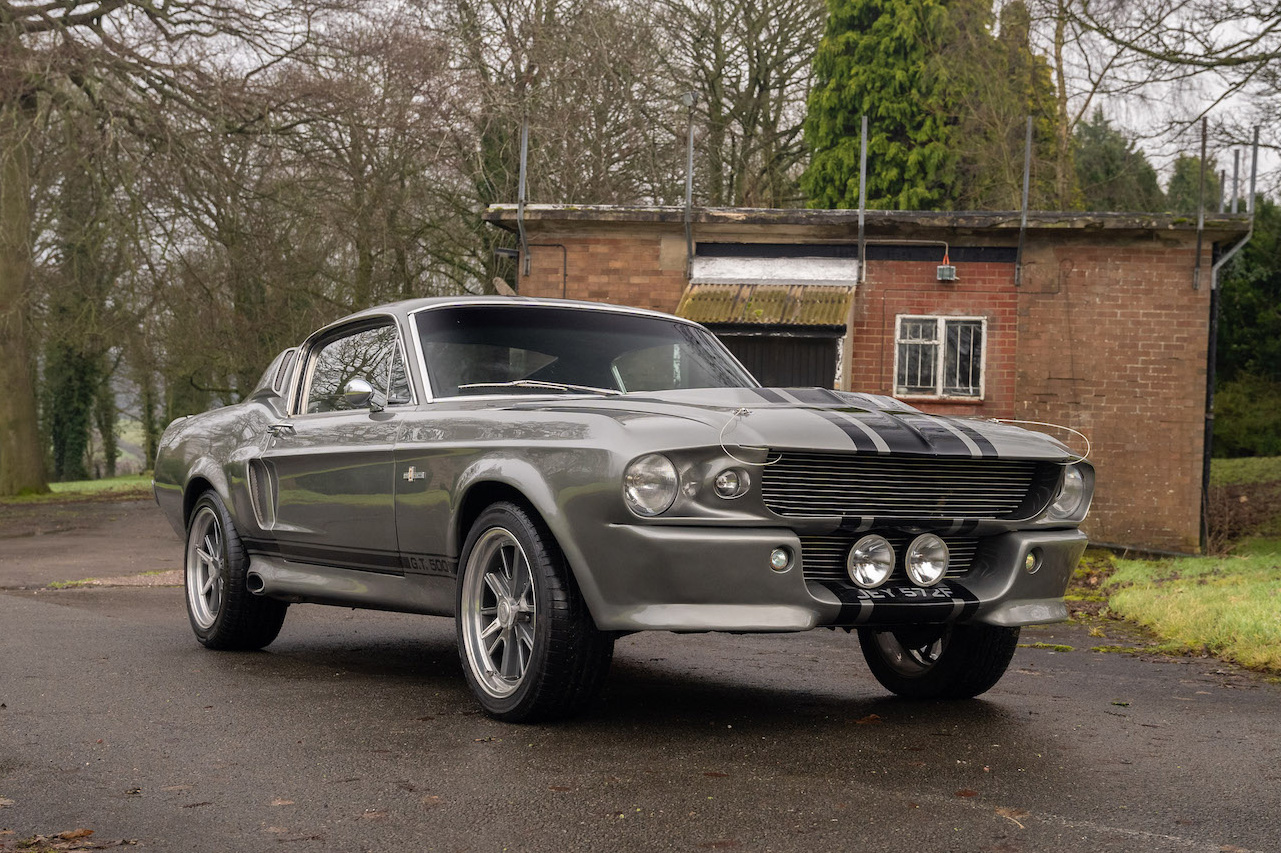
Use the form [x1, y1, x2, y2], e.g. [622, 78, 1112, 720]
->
[342, 378, 387, 412]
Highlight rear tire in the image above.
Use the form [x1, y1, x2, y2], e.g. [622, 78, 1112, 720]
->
[858, 624, 1020, 699]
[184, 491, 287, 651]
[456, 502, 613, 722]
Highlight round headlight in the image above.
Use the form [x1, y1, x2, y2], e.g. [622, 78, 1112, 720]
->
[905, 534, 949, 587]
[713, 468, 750, 499]
[1049, 464, 1086, 519]
[623, 454, 678, 517]
[847, 535, 895, 589]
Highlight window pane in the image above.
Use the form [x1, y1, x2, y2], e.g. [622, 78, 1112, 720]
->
[896, 317, 939, 395]
[306, 325, 398, 413]
[898, 318, 937, 343]
[416, 306, 756, 396]
[943, 320, 983, 397]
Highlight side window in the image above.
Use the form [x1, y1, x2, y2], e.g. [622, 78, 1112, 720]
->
[894, 315, 985, 399]
[303, 323, 411, 413]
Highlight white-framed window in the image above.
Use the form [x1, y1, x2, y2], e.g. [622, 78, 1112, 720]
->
[894, 315, 986, 399]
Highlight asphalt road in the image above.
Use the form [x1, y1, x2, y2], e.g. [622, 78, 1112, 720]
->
[2, 501, 1279, 853]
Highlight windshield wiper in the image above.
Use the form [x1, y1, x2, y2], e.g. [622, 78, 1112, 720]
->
[457, 379, 623, 397]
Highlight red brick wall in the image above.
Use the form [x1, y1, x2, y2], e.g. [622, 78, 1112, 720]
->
[518, 236, 687, 312]
[513, 225, 1212, 553]
[1015, 241, 1210, 553]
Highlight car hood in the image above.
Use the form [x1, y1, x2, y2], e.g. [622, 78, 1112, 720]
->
[510, 387, 1076, 461]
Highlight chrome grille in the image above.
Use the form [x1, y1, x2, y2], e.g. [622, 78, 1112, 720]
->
[762, 452, 1038, 518]
[800, 534, 979, 584]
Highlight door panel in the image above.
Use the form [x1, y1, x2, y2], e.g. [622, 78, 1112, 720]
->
[261, 411, 401, 572]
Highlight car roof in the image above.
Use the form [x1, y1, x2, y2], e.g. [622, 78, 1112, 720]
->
[343, 295, 694, 327]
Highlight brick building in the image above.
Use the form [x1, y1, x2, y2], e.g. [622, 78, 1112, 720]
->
[484, 205, 1251, 553]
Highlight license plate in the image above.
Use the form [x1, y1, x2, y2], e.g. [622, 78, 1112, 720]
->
[851, 584, 956, 601]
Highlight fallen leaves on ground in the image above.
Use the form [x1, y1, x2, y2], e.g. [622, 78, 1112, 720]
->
[0, 831, 136, 852]
[996, 807, 1030, 828]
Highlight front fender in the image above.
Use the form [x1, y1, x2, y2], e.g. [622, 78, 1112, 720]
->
[451, 449, 619, 624]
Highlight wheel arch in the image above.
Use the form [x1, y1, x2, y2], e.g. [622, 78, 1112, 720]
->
[181, 461, 232, 528]
[451, 473, 607, 627]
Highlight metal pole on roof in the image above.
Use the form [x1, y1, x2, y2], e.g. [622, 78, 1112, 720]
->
[1015, 116, 1032, 287]
[1231, 148, 1240, 214]
[1218, 171, 1226, 213]
[1248, 126, 1260, 217]
[857, 114, 867, 285]
[683, 91, 697, 272]
[517, 121, 530, 277]
[1192, 118, 1206, 291]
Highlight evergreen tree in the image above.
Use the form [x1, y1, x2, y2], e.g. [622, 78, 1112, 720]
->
[1166, 155, 1221, 216]
[1073, 110, 1164, 212]
[803, 0, 959, 210]
[1218, 197, 1281, 384]
[948, 0, 1061, 210]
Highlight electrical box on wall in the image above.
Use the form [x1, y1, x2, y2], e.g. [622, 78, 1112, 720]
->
[936, 264, 958, 282]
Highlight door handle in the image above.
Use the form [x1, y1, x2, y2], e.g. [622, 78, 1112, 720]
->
[266, 421, 295, 437]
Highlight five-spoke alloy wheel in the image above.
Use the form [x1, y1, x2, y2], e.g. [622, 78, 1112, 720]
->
[460, 527, 539, 699]
[183, 491, 287, 650]
[457, 502, 613, 722]
[185, 503, 226, 631]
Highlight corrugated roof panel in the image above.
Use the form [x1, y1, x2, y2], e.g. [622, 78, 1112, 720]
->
[675, 283, 856, 327]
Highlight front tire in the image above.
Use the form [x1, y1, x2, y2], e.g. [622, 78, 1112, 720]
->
[456, 502, 613, 722]
[858, 624, 1020, 699]
[184, 491, 287, 651]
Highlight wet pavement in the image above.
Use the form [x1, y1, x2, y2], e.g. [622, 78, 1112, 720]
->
[1, 501, 1278, 852]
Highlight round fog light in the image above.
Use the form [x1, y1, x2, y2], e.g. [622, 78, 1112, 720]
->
[905, 534, 949, 587]
[1024, 549, 1042, 574]
[769, 547, 792, 572]
[846, 534, 894, 589]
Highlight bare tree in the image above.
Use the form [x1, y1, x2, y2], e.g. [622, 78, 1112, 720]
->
[1072, 1, 1281, 158]
[655, 0, 824, 207]
[0, 0, 322, 494]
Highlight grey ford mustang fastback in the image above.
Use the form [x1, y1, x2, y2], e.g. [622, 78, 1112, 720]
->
[154, 296, 1092, 721]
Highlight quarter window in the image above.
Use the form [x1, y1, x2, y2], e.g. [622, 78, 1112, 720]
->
[894, 316, 985, 399]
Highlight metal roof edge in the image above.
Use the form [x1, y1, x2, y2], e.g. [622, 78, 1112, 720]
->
[483, 204, 1251, 238]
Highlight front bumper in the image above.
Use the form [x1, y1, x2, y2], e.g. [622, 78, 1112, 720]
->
[571, 525, 1088, 633]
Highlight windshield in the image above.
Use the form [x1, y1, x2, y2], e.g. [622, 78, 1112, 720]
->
[414, 305, 758, 397]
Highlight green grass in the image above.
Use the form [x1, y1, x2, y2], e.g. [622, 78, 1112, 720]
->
[1107, 540, 1281, 671]
[0, 474, 153, 505]
[1077, 457, 1281, 672]
[1210, 455, 1281, 486]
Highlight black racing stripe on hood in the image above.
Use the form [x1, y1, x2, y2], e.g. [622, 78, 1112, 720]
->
[811, 409, 882, 453]
[787, 388, 846, 406]
[951, 420, 998, 457]
[894, 413, 979, 457]
[752, 388, 788, 403]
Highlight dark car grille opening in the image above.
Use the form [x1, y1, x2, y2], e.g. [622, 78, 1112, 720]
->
[762, 451, 1040, 519]
[799, 534, 979, 585]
